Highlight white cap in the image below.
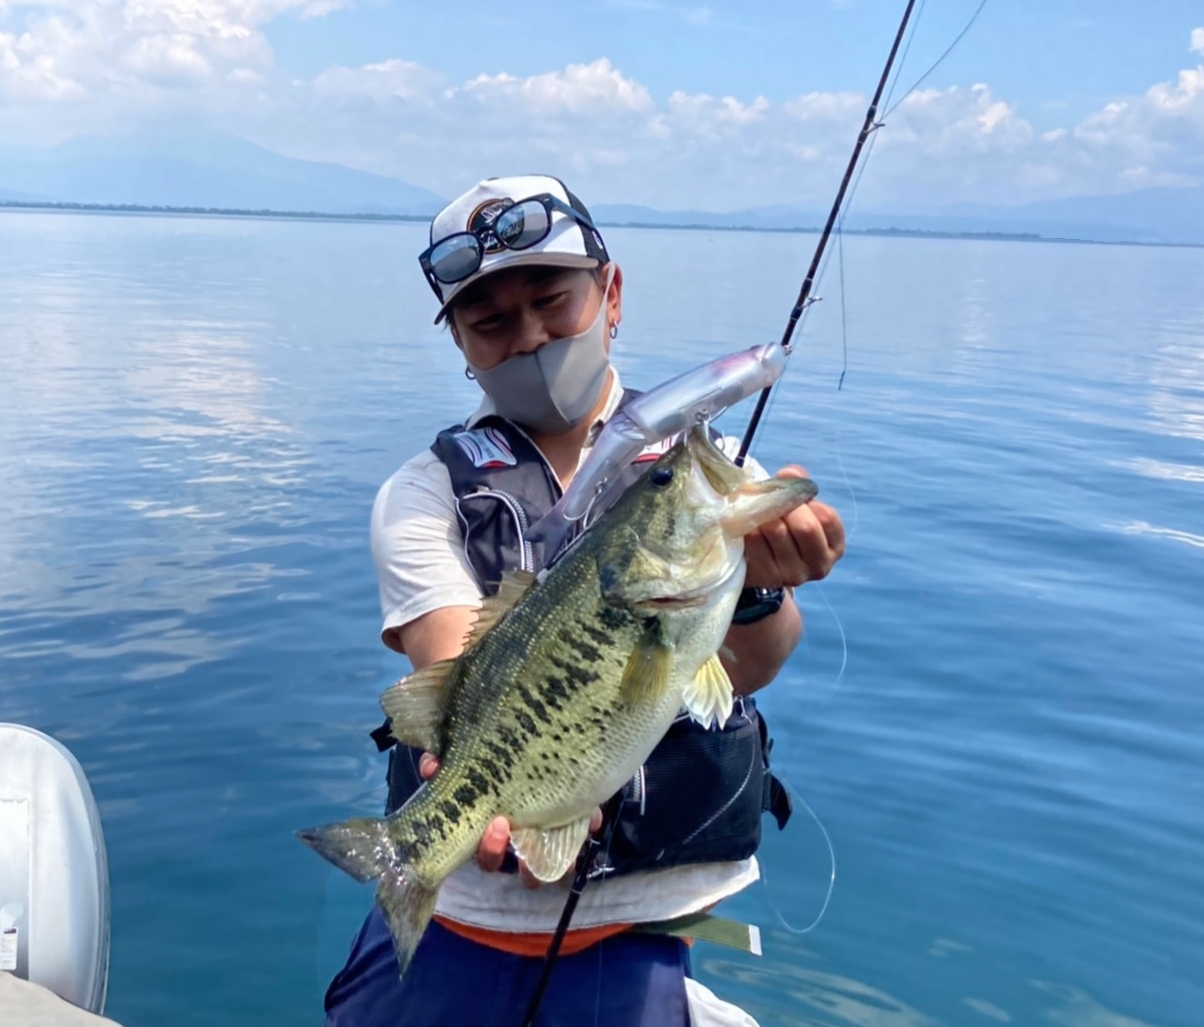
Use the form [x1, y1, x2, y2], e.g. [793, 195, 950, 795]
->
[424, 174, 609, 323]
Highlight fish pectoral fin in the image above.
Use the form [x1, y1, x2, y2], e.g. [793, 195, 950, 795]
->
[682, 654, 735, 730]
[510, 816, 593, 883]
[466, 569, 538, 646]
[379, 660, 454, 755]
[620, 628, 673, 708]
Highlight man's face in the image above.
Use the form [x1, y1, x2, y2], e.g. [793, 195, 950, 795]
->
[449, 264, 622, 371]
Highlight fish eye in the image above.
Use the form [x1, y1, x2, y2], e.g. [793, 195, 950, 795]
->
[650, 467, 674, 488]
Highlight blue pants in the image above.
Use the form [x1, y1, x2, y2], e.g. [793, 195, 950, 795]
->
[324, 909, 692, 1027]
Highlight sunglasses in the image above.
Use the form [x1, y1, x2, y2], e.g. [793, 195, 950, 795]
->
[419, 194, 603, 293]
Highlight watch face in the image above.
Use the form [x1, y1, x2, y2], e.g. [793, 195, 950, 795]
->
[732, 588, 786, 626]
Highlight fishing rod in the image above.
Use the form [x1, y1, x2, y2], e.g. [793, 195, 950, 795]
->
[735, 0, 921, 467]
[519, 5, 925, 1025]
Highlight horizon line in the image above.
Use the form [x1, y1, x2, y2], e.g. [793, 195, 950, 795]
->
[2, 200, 1201, 251]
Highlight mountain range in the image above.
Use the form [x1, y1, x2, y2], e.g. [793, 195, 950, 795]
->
[592, 191, 1204, 246]
[0, 134, 443, 216]
[2, 134, 1201, 245]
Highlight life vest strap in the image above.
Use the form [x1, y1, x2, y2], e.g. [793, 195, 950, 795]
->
[631, 912, 763, 956]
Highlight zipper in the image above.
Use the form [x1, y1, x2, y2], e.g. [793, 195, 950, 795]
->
[464, 488, 535, 573]
[629, 765, 647, 816]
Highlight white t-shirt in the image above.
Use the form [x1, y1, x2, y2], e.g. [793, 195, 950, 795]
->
[370, 369, 761, 933]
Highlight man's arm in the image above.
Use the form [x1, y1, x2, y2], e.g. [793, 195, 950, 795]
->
[722, 596, 803, 697]
[395, 605, 478, 668]
[721, 466, 846, 696]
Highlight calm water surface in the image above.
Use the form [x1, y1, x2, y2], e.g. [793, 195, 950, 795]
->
[1, 210, 1202, 1027]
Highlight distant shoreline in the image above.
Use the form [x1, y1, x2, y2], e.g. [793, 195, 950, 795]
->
[0, 200, 431, 225]
[3, 199, 1202, 250]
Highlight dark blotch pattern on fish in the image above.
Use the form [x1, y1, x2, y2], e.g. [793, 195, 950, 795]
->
[600, 606, 628, 631]
[582, 622, 613, 647]
[516, 683, 552, 724]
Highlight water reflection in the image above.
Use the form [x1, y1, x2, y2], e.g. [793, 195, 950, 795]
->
[963, 998, 1011, 1022]
[0, 223, 323, 682]
[703, 950, 941, 1026]
[1118, 520, 1204, 549]
[1033, 980, 1165, 1027]
[1145, 321, 1204, 443]
[1114, 457, 1204, 484]
[2, 213, 1201, 1027]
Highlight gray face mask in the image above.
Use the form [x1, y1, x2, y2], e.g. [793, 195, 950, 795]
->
[468, 269, 613, 436]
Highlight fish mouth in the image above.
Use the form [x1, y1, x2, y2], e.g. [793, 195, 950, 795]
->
[627, 555, 742, 614]
[685, 427, 747, 496]
[630, 593, 710, 615]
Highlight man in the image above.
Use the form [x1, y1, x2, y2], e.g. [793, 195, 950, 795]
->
[324, 175, 846, 1026]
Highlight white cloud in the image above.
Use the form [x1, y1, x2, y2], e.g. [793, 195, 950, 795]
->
[1062, 33, 1204, 193]
[782, 90, 862, 122]
[0, 0, 345, 136]
[3, 10, 1204, 210]
[313, 58, 443, 104]
[457, 59, 653, 117]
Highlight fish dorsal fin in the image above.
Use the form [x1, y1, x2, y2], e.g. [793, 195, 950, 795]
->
[620, 624, 674, 708]
[509, 816, 592, 883]
[681, 654, 735, 730]
[379, 659, 455, 755]
[465, 569, 538, 648]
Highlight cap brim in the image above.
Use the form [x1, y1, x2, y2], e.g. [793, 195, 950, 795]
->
[434, 252, 602, 324]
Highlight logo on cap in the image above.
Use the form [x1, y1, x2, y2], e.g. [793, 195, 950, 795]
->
[466, 198, 514, 255]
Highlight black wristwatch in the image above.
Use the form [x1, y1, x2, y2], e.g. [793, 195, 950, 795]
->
[730, 586, 786, 626]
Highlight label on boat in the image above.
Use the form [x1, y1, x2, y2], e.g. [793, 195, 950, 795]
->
[0, 927, 17, 971]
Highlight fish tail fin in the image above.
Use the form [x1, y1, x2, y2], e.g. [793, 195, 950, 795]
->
[376, 863, 440, 978]
[296, 816, 392, 883]
[298, 816, 439, 977]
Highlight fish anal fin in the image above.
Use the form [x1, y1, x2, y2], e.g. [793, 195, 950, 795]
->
[376, 864, 440, 979]
[682, 654, 734, 730]
[509, 816, 592, 883]
[379, 660, 455, 754]
[620, 629, 673, 708]
[466, 569, 538, 647]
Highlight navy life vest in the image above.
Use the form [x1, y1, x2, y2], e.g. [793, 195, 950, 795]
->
[377, 398, 792, 877]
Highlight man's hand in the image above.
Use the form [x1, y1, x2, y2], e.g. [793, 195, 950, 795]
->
[743, 466, 846, 590]
[418, 752, 603, 887]
[720, 465, 846, 696]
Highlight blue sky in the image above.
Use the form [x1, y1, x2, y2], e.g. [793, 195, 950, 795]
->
[2, 0, 1203, 210]
[264, 0, 1201, 129]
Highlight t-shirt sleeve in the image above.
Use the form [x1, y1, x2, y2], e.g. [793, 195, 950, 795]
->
[370, 452, 484, 652]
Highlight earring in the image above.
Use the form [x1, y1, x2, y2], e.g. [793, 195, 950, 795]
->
[609, 324, 618, 340]
[464, 366, 476, 380]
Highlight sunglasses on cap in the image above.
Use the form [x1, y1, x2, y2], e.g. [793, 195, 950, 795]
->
[419, 194, 603, 293]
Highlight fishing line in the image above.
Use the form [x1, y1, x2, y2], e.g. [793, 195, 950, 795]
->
[735, 0, 923, 467]
[837, 227, 849, 391]
[813, 582, 849, 693]
[591, 936, 604, 1027]
[883, 0, 991, 120]
[758, 780, 837, 935]
[883, 0, 930, 113]
[739, 0, 991, 455]
[834, 448, 860, 543]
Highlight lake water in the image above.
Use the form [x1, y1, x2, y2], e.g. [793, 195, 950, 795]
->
[1, 210, 1202, 1027]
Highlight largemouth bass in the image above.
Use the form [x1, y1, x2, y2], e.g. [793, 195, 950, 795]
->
[298, 426, 816, 976]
